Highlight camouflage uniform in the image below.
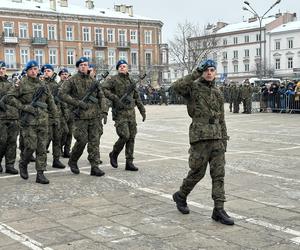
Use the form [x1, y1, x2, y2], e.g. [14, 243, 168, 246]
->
[230, 84, 241, 113]
[0, 75, 19, 174]
[7, 76, 58, 172]
[59, 71, 108, 172]
[172, 70, 228, 209]
[102, 73, 145, 166]
[241, 84, 253, 114]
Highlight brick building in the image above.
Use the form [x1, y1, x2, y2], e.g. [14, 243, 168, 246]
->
[0, 0, 168, 83]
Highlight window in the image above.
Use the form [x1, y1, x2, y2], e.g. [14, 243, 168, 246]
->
[107, 29, 115, 43]
[66, 26, 73, 41]
[233, 37, 238, 44]
[83, 49, 92, 61]
[49, 48, 57, 65]
[5, 49, 16, 68]
[33, 24, 43, 38]
[118, 30, 127, 46]
[223, 65, 228, 73]
[82, 27, 91, 42]
[145, 52, 152, 66]
[131, 51, 138, 67]
[256, 33, 261, 41]
[223, 39, 227, 45]
[288, 39, 293, 49]
[119, 51, 127, 61]
[130, 30, 137, 44]
[234, 64, 238, 73]
[95, 28, 104, 45]
[48, 25, 56, 40]
[34, 49, 44, 66]
[256, 48, 261, 56]
[275, 41, 280, 50]
[288, 57, 293, 69]
[20, 48, 29, 66]
[244, 35, 249, 43]
[233, 50, 238, 59]
[3, 22, 14, 37]
[244, 64, 249, 72]
[19, 23, 28, 38]
[144, 31, 152, 44]
[244, 49, 249, 57]
[67, 49, 75, 65]
[95, 51, 105, 65]
[222, 51, 227, 59]
[108, 49, 116, 66]
[275, 58, 280, 70]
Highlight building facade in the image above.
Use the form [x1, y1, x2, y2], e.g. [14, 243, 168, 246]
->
[188, 12, 297, 82]
[0, 0, 169, 82]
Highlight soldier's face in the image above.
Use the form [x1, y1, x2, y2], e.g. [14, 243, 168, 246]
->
[78, 62, 89, 74]
[118, 64, 128, 74]
[44, 69, 54, 78]
[27, 67, 39, 78]
[202, 67, 216, 82]
[60, 73, 69, 80]
[0, 67, 6, 76]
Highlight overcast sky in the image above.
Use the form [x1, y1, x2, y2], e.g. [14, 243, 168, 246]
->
[69, 0, 300, 42]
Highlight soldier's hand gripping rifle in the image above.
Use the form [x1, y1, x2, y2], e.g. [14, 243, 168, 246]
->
[21, 85, 48, 124]
[73, 70, 110, 118]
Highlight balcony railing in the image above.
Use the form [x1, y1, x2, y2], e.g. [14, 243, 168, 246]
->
[3, 36, 18, 44]
[32, 37, 48, 45]
[117, 41, 130, 49]
[94, 40, 107, 48]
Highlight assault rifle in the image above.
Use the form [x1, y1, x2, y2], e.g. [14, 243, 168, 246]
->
[73, 70, 110, 118]
[22, 85, 48, 125]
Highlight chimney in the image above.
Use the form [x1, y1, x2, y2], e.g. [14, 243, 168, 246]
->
[50, 0, 56, 11]
[126, 5, 133, 16]
[85, 0, 94, 9]
[59, 0, 68, 7]
[248, 16, 258, 23]
[12, 0, 22, 3]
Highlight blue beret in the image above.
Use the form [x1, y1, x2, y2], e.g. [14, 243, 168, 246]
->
[41, 64, 54, 73]
[198, 59, 217, 72]
[58, 68, 69, 76]
[25, 60, 39, 71]
[116, 59, 128, 70]
[76, 57, 89, 67]
[89, 64, 96, 69]
[0, 61, 6, 68]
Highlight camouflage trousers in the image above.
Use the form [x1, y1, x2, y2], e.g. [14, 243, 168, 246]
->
[19, 125, 48, 171]
[0, 120, 19, 167]
[47, 121, 62, 160]
[70, 118, 103, 167]
[242, 98, 252, 114]
[179, 140, 226, 209]
[61, 117, 73, 153]
[112, 120, 137, 162]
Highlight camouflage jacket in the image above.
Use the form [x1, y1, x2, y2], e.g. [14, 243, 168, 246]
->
[58, 71, 108, 120]
[6, 76, 58, 126]
[102, 73, 145, 121]
[172, 71, 228, 143]
[0, 75, 19, 120]
[240, 85, 253, 99]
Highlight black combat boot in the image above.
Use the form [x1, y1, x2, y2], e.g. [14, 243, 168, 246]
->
[172, 191, 190, 214]
[63, 149, 70, 158]
[212, 208, 234, 225]
[109, 152, 118, 168]
[29, 154, 36, 162]
[5, 165, 19, 175]
[0, 164, 3, 173]
[52, 159, 66, 169]
[125, 161, 138, 171]
[36, 170, 49, 184]
[19, 163, 28, 179]
[90, 166, 105, 176]
[68, 161, 80, 174]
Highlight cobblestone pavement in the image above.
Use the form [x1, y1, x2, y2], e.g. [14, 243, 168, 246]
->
[0, 105, 299, 249]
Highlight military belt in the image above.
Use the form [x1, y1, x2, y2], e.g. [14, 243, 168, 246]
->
[193, 118, 219, 124]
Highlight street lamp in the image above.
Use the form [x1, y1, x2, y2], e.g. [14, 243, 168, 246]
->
[243, 0, 281, 83]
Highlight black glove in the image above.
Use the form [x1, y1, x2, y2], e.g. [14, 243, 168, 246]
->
[141, 112, 146, 122]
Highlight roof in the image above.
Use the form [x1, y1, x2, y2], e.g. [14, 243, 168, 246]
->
[269, 20, 300, 33]
[0, 0, 160, 23]
[216, 16, 276, 34]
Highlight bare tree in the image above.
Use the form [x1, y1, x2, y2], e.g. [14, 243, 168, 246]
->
[169, 21, 219, 74]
